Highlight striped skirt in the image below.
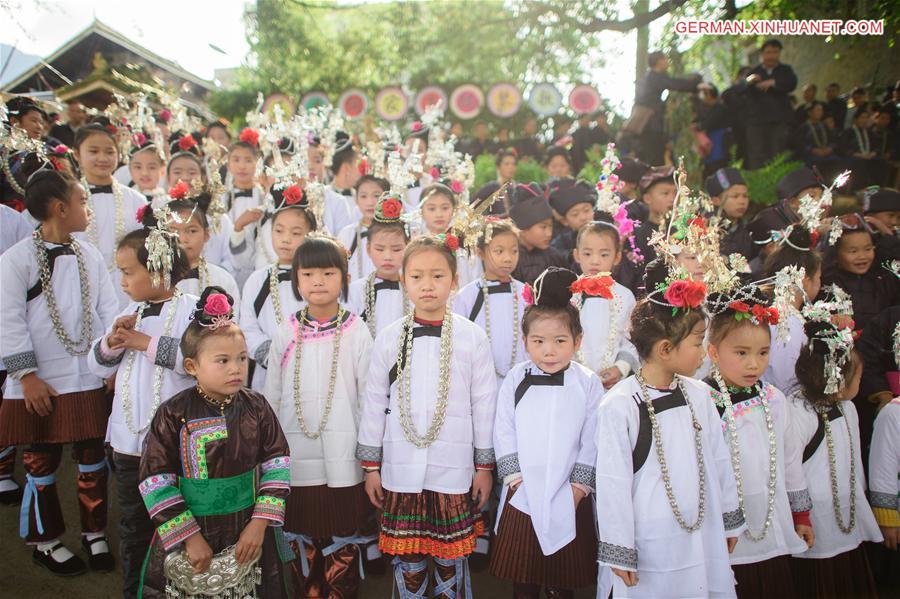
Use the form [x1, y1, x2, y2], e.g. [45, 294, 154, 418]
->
[379, 489, 484, 560]
[790, 546, 878, 598]
[733, 554, 796, 598]
[489, 487, 597, 589]
[285, 483, 372, 538]
[0, 388, 110, 445]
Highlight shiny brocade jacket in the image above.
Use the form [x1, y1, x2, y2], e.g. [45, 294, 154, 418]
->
[138, 387, 291, 552]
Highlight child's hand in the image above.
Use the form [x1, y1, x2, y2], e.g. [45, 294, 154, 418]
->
[105, 372, 117, 393]
[472, 470, 493, 511]
[364, 470, 384, 508]
[235, 518, 268, 564]
[107, 331, 126, 350]
[612, 568, 638, 586]
[795, 524, 814, 549]
[113, 314, 137, 333]
[233, 207, 264, 233]
[117, 329, 151, 352]
[21, 373, 57, 417]
[184, 532, 213, 574]
[881, 526, 899, 551]
[599, 367, 622, 389]
[726, 536, 738, 553]
[571, 484, 587, 509]
[864, 215, 893, 236]
[509, 477, 523, 491]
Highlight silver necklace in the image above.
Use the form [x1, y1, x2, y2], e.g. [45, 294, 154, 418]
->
[479, 275, 519, 377]
[821, 402, 857, 534]
[291, 307, 345, 439]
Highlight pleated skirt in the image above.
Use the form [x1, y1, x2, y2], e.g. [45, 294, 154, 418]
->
[733, 554, 796, 598]
[489, 488, 597, 589]
[790, 546, 878, 598]
[379, 489, 484, 560]
[284, 482, 372, 538]
[0, 388, 110, 444]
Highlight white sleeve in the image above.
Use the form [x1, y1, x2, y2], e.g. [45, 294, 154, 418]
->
[355, 328, 391, 464]
[239, 273, 270, 365]
[469, 326, 498, 466]
[571, 375, 603, 492]
[869, 405, 900, 517]
[92, 251, 120, 331]
[779, 388, 812, 514]
[0, 249, 36, 376]
[493, 371, 521, 485]
[88, 305, 131, 379]
[229, 218, 256, 273]
[262, 327, 287, 413]
[701, 382, 746, 536]
[353, 324, 373, 415]
[595, 392, 639, 572]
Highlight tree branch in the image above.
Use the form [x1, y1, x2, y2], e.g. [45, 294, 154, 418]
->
[524, 0, 690, 33]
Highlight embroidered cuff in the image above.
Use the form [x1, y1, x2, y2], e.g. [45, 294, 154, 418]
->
[496, 453, 521, 479]
[356, 443, 382, 464]
[792, 510, 811, 528]
[258, 457, 291, 494]
[253, 495, 286, 525]
[723, 508, 746, 531]
[870, 490, 898, 511]
[157, 510, 201, 551]
[154, 336, 179, 370]
[254, 340, 271, 367]
[873, 506, 900, 528]
[788, 489, 813, 513]
[614, 359, 631, 377]
[139, 473, 184, 518]
[3, 351, 37, 374]
[569, 463, 596, 491]
[98, 336, 125, 363]
[598, 541, 638, 571]
[503, 473, 523, 486]
[474, 447, 496, 469]
[8, 367, 38, 381]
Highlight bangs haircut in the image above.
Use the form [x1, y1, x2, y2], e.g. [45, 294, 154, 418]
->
[368, 220, 409, 243]
[576, 219, 621, 252]
[402, 236, 457, 279]
[74, 123, 116, 150]
[419, 183, 458, 208]
[291, 235, 349, 301]
[477, 219, 520, 250]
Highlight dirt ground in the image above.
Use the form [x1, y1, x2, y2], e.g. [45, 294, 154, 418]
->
[0, 455, 595, 598]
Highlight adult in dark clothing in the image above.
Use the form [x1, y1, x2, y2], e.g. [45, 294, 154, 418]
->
[721, 66, 753, 165]
[793, 84, 818, 125]
[798, 102, 841, 180]
[49, 100, 87, 148]
[460, 121, 492, 158]
[824, 83, 847, 132]
[736, 39, 798, 169]
[693, 84, 731, 177]
[632, 51, 702, 165]
[839, 104, 889, 190]
[512, 117, 544, 161]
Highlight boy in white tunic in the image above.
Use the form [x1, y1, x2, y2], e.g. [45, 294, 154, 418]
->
[265, 235, 373, 597]
[491, 267, 603, 597]
[356, 235, 496, 598]
[595, 259, 745, 598]
[0, 170, 119, 576]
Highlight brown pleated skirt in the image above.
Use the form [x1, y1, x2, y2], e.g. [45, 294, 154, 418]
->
[733, 554, 796, 598]
[379, 489, 484, 560]
[285, 483, 372, 538]
[790, 546, 878, 599]
[489, 488, 597, 589]
[0, 388, 110, 445]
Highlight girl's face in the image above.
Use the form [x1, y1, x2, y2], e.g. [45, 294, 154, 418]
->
[296, 265, 344, 307]
[478, 231, 519, 280]
[402, 249, 456, 316]
[227, 146, 257, 185]
[836, 231, 875, 275]
[421, 193, 455, 234]
[184, 328, 248, 399]
[169, 210, 209, 265]
[207, 126, 231, 148]
[116, 246, 166, 302]
[356, 181, 383, 222]
[367, 229, 406, 278]
[708, 323, 771, 389]
[271, 209, 311, 264]
[76, 133, 119, 181]
[61, 183, 91, 233]
[663, 319, 707, 377]
[129, 150, 163, 191]
[718, 185, 750, 220]
[676, 251, 704, 280]
[167, 156, 202, 187]
[525, 315, 582, 374]
[497, 156, 517, 181]
[644, 182, 677, 220]
[13, 110, 45, 140]
[307, 146, 325, 181]
[802, 268, 822, 303]
[574, 230, 620, 276]
[546, 155, 571, 179]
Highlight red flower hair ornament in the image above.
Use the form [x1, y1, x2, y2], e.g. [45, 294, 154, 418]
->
[570, 274, 615, 300]
[239, 128, 259, 148]
[283, 185, 304, 206]
[661, 279, 707, 313]
[178, 135, 197, 152]
[169, 180, 190, 200]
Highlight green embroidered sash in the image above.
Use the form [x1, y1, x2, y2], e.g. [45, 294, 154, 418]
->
[178, 470, 255, 517]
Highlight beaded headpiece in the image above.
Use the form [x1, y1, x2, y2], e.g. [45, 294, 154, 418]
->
[801, 285, 855, 394]
[760, 170, 852, 251]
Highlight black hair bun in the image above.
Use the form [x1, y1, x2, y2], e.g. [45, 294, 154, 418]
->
[594, 211, 615, 226]
[786, 225, 813, 249]
[24, 165, 64, 189]
[191, 286, 235, 322]
[534, 267, 577, 308]
[642, 258, 670, 295]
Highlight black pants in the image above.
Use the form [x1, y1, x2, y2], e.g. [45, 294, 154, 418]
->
[114, 452, 154, 599]
[637, 129, 667, 165]
[745, 122, 790, 169]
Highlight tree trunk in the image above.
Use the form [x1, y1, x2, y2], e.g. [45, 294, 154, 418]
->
[633, 0, 649, 97]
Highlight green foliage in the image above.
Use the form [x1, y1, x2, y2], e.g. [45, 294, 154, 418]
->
[740, 152, 804, 207]
[473, 154, 497, 190]
[577, 147, 605, 183]
[472, 154, 548, 190]
[515, 157, 549, 185]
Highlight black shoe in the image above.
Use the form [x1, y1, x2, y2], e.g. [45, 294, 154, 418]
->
[0, 484, 22, 506]
[32, 542, 87, 577]
[82, 536, 115, 572]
